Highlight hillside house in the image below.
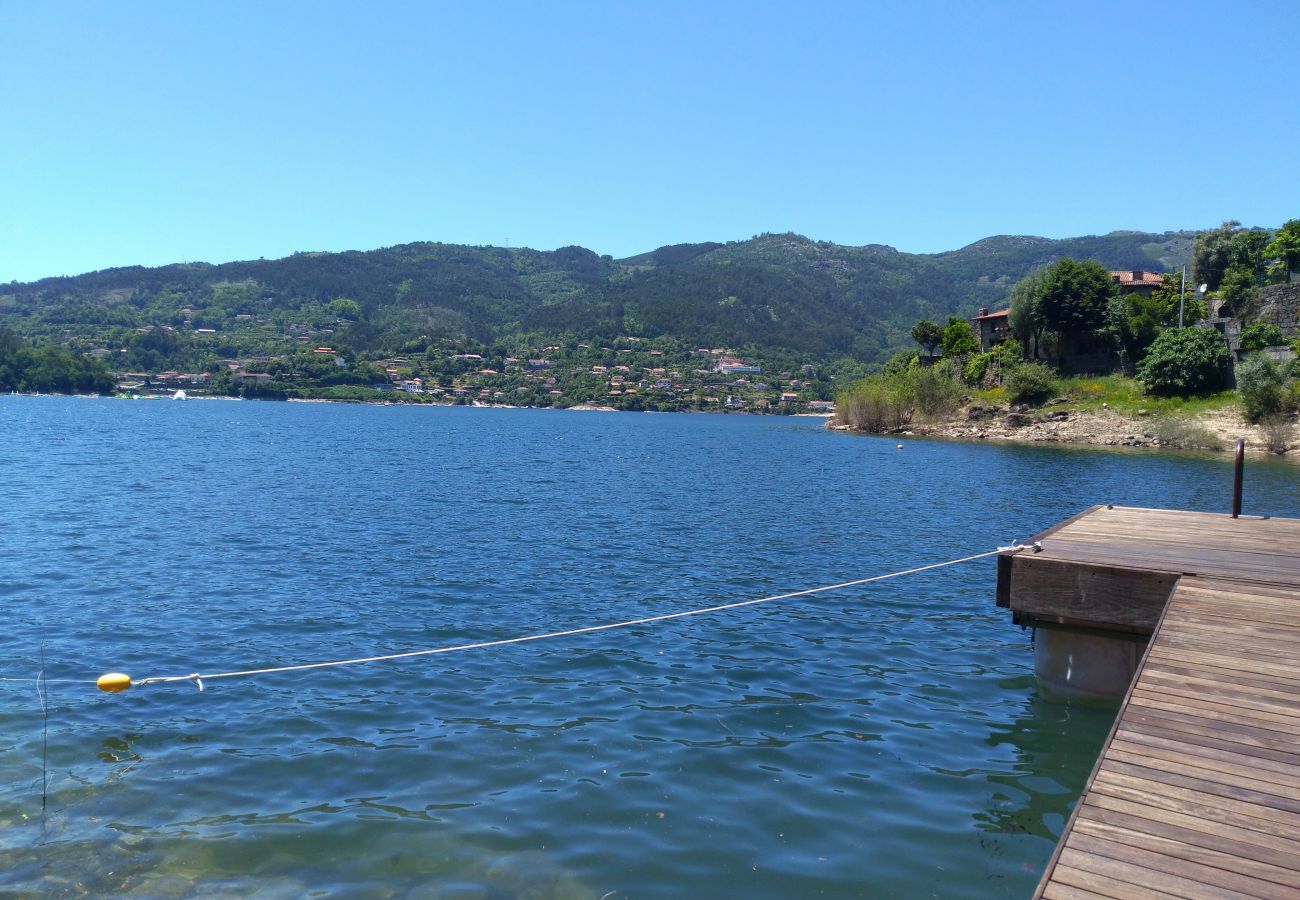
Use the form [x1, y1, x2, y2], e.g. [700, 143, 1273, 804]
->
[1110, 270, 1164, 296]
[970, 308, 1010, 352]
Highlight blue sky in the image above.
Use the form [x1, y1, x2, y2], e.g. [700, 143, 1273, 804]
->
[1, 1, 1294, 283]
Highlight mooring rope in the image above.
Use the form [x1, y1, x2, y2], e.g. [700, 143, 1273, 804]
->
[127, 542, 1041, 692]
[4, 543, 1040, 694]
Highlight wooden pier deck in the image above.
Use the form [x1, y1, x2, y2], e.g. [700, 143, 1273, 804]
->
[996, 505, 1300, 900]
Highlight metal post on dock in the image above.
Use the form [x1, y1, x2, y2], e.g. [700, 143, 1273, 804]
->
[1232, 438, 1244, 518]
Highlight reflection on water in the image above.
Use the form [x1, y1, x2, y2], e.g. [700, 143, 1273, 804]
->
[979, 682, 1118, 842]
[3, 399, 1299, 898]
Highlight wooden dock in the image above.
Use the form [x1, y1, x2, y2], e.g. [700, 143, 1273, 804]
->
[997, 505, 1300, 900]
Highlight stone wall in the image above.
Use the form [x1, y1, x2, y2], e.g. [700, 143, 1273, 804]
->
[1257, 282, 1300, 337]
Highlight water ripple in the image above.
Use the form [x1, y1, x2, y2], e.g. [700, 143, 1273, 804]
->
[4, 398, 1300, 897]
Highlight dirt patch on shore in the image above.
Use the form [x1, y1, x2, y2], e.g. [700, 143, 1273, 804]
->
[831, 401, 1297, 460]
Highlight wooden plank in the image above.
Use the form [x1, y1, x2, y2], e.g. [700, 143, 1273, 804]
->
[1134, 674, 1300, 723]
[1053, 849, 1232, 900]
[1049, 864, 1187, 900]
[1167, 578, 1300, 601]
[1024, 508, 1300, 899]
[1089, 769, 1300, 840]
[1049, 524, 1300, 555]
[1128, 686, 1300, 731]
[1120, 704, 1300, 757]
[1061, 835, 1292, 899]
[1106, 737, 1300, 793]
[1103, 747, 1300, 805]
[1143, 645, 1300, 683]
[1007, 555, 1178, 631]
[1035, 548, 1300, 586]
[1149, 636, 1300, 669]
[1159, 617, 1300, 649]
[1115, 719, 1300, 770]
[1075, 803, 1300, 887]
[1142, 653, 1300, 693]
[1082, 792, 1300, 860]
[1040, 880, 1120, 900]
[1043, 536, 1300, 567]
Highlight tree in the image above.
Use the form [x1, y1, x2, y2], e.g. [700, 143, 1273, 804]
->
[1264, 219, 1300, 283]
[1008, 266, 1049, 359]
[1216, 265, 1257, 318]
[1134, 327, 1232, 396]
[1106, 292, 1165, 368]
[1193, 220, 1242, 291]
[940, 316, 979, 357]
[1239, 323, 1285, 352]
[1194, 220, 1272, 305]
[328, 297, 363, 320]
[910, 320, 943, 357]
[1038, 258, 1114, 340]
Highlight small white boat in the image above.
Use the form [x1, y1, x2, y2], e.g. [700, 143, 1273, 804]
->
[172, 390, 189, 401]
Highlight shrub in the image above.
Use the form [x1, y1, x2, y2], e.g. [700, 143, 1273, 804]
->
[995, 339, 1024, 368]
[1239, 323, 1285, 352]
[882, 348, 920, 376]
[1152, 418, 1224, 451]
[1005, 362, 1057, 406]
[1261, 417, 1295, 454]
[1236, 352, 1290, 423]
[903, 363, 962, 419]
[962, 351, 993, 386]
[834, 365, 961, 431]
[1135, 327, 1232, 396]
[835, 376, 911, 432]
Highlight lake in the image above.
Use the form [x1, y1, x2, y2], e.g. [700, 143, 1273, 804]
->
[3, 397, 1298, 898]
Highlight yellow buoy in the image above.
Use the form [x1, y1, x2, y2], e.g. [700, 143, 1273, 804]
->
[97, 672, 132, 693]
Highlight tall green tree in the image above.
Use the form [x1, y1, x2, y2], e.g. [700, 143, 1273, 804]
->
[1038, 258, 1114, 340]
[910, 320, 943, 356]
[1008, 265, 1049, 360]
[1265, 219, 1300, 283]
[1193, 220, 1243, 291]
[940, 316, 979, 357]
[1106, 292, 1166, 368]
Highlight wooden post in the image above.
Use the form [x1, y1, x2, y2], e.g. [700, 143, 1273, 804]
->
[1232, 438, 1244, 518]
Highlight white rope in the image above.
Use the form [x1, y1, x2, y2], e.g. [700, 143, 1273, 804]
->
[135, 543, 1040, 690]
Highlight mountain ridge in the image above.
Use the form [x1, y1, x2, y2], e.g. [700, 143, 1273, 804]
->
[0, 229, 1196, 366]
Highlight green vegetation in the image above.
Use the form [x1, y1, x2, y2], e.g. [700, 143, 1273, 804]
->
[1191, 220, 1293, 318]
[940, 317, 980, 357]
[1236, 353, 1295, 424]
[833, 364, 962, 431]
[0, 326, 114, 394]
[1135, 328, 1233, 397]
[1265, 219, 1300, 283]
[1037, 259, 1113, 347]
[1240, 323, 1286, 352]
[1151, 418, 1225, 452]
[1005, 363, 1058, 406]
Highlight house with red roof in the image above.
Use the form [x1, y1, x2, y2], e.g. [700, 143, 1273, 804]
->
[970, 308, 1010, 352]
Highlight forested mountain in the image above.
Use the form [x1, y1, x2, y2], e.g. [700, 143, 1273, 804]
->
[0, 230, 1193, 367]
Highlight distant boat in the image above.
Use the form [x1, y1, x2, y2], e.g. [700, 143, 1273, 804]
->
[172, 390, 189, 401]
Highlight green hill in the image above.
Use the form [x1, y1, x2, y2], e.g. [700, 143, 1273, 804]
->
[0, 229, 1194, 368]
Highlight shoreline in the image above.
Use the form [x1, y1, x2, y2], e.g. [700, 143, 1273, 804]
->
[830, 403, 1296, 460]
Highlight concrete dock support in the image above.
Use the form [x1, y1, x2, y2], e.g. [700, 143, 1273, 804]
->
[1032, 628, 1143, 698]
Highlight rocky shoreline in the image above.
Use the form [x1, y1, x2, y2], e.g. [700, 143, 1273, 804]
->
[831, 401, 1296, 459]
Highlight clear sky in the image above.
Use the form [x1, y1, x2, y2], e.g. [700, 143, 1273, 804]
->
[1, 1, 1294, 283]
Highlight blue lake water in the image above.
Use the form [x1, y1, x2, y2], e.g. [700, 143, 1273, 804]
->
[2, 396, 1298, 898]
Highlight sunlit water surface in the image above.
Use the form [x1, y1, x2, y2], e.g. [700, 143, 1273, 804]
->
[3, 397, 1298, 898]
